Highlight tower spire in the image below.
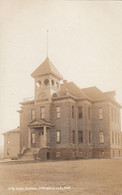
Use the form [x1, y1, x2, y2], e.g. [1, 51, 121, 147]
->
[47, 30, 48, 57]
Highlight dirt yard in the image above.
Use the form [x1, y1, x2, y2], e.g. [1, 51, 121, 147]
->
[0, 159, 122, 195]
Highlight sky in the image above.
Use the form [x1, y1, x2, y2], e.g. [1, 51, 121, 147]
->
[0, 0, 122, 145]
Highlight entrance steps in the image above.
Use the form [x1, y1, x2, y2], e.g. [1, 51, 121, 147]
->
[21, 148, 40, 161]
[21, 148, 34, 160]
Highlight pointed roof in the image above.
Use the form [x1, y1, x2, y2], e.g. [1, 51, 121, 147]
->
[28, 118, 54, 128]
[31, 57, 63, 80]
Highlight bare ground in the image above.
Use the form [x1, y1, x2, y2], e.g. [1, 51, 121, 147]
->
[0, 159, 122, 195]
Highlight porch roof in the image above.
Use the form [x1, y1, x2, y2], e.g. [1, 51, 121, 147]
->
[28, 118, 54, 128]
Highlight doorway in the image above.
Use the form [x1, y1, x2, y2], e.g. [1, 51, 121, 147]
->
[47, 152, 50, 159]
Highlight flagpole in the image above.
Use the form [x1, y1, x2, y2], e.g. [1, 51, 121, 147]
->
[47, 30, 48, 57]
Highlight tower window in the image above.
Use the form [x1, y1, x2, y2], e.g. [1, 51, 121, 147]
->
[44, 79, 49, 86]
[51, 79, 55, 86]
[40, 107, 45, 119]
[56, 82, 59, 88]
[36, 80, 41, 87]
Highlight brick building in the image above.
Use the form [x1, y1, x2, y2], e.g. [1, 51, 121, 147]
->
[3, 57, 122, 160]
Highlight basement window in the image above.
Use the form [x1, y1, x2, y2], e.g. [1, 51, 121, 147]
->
[56, 152, 61, 158]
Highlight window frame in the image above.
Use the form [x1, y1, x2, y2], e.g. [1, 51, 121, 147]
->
[88, 107, 90, 120]
[72, 105, 75, 119]
[56, 106, 61, 118]
[98, 108, 103, 120]
[99, 131, 104, 144]
[78, 106, 83, 119]
[56, 130, 61, 143]
[89, 131, 91, 143]
[40, 107, 45, 119]
[78, 131, 83, 143]
[31, 109, 35, 120]
[72, 130, 75, 144]
[31, 132, 36, 144]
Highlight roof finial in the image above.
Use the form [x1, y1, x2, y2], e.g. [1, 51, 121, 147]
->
[47, 30, 48, 57]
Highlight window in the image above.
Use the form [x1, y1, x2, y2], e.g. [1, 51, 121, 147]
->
[7, 149, 10, 155]
[115, 132, 117, 145]
[118, 133, 120, 145]
[56, 152, 61, 158]
[88, 107, 90, 120]
[99, 131, 104, 143]
[111, 108, 113, 121]
[78, 106, 83, 119]
[44, 79, 49, 86]
[31, 133, 36, 144]
[78, 131, 83, 143]
[56, 82, 59, 88]
[89, 131, 91, 143]
[56, 106, 60, 118]
[98, 108, 103, 120]
[51, 79, 55, 86]
[72, 130, 75, 144]
[40, 107, 45, 119]
[56, 131, 61, 143]
[36, 80, 41, 87]
[113, 109, 116, 122]
[72, 105, 75, 119]
[117, 111, 119, 123]
[115, 109, 117, 122]
[112, 131, 114, 145]
[31, 109, 35, 120]
[7, 140, 10, 144]
[39, 132, 44, 135]
[113, 150, 114, 157]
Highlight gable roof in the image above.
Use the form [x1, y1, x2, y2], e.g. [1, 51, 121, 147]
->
[2, 128, 20, 135]
[28, 118, 54, 127]
[31, 57, 63, 80]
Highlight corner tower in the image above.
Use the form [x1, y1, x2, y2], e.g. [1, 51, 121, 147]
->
[31, 57, 63, 102]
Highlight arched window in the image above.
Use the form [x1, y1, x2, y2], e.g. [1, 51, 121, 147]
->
[44, 79, 49, 86]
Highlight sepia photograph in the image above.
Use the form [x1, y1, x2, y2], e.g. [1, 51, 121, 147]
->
[0, 0, 122, 194]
